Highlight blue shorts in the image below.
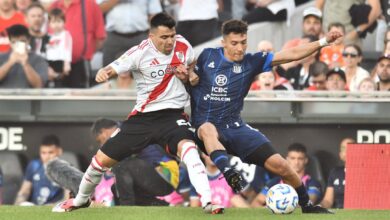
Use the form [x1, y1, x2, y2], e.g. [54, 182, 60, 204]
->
[195, 123, 271, 161]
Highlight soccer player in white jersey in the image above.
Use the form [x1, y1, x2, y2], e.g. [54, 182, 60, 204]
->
[52, 13, 223, 214]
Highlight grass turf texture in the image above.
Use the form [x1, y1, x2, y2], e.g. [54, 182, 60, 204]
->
[0, 206, 389, 220]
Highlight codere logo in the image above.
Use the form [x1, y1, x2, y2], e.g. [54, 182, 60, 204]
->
[0, 127, 25, 151]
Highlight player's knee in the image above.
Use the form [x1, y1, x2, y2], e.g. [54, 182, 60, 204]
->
[95, 150, 117, 169]
[198, 122, 218, 140]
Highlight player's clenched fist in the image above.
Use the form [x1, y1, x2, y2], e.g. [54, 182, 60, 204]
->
[325, 31, 343, 44]
[96, 66, 116, 83]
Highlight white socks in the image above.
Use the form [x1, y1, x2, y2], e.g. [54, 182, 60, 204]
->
[73, 156, 107, 206]
[180, 142, 212, 207]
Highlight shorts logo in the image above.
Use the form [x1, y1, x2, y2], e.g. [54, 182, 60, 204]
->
[215, 74, 227, 86]
[176, 119, 191, 127]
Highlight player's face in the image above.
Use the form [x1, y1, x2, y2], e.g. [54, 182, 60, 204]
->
[149, 26, 176, 55]
[222, 33, 247, 62]
[286, 151, 307, 174]
[40, 145, 60, 164]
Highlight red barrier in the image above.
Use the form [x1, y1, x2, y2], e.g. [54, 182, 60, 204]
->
[344, 144, 390, 209]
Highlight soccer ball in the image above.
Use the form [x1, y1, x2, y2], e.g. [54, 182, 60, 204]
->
[266, 183, 299, 214]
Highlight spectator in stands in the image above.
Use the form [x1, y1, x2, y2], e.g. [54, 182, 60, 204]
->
[316, 0, 381, 46]
[189, 152, 249, 208]
[50, 0, 106, 88]
[92, 71, 135, 90]
[176, 0, 219, 46]
[25, 3, 49, 58]
[282, 7, 323, 50]
[98, 0, 162, 66]
[325, 68, 347, 91]
[358, 77, 377, 92]
[321, 138, 355, 209]
[0, 24, 48, 88]
[15, 0, 32, 12]
[341, 44, 370, 91]
[0, 167, 3, 204]
[281, 7, 322, 71]
[15, 135, 65, 206]
[319, 22, 346, 69]
[45, 8, 72, 88]
[306, 61, 328, 91]
[91, 118, 176, 206]
[257, 40, 273, 52]
[250, 70, 289, 95]
[282, 35, 319, 90]
[242, 0, 295, 25]
[374, 54, 390, 91]
[384, 39, 390, 55]
[251, 143, 322, 207]
[0, 0, 27, 52]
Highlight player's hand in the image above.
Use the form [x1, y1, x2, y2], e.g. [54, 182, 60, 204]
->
[96, 66, 115, 83]
[189, 70, 199, 86]
[325, 31, 343, 44]
[174, 64, 189, 82]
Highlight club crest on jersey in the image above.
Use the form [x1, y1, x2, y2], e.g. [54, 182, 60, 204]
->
[215, 74, 228, 86]
[233, 64, 242, 73]
[176, 51, 185, 63]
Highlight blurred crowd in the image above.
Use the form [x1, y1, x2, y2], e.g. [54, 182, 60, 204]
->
[0, 0, 388, 91]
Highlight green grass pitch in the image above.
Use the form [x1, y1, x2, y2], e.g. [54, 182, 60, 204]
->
[0, 206, 389, 220]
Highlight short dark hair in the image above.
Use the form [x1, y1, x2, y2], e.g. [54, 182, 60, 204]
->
[309, 61, 328, 77]
[150, 12, 176, 29]
[49, 8, 65, 22]
[25, 2, 45, 14]
[91, 118, 118, 138]
[6, 24, 30, 39]
[344, 44, 362, 56]
[221, 19, 248, 36]
[287, 143, 307, 157]
[327, 22, 345, 33]
[41, 134, 60, 147]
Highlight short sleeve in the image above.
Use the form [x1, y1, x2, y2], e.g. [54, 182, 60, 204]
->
[109, 46, 140, 74]
[32, 56, 49, 86]
[327, 168, 337, 187]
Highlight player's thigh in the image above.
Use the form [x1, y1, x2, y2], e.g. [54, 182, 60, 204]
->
[157, 113, 195, 156]
[227, 124, 273, 162]
[100, 119, 152, 161]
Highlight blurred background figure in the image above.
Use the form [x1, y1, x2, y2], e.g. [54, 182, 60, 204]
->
[0, 0, 27, 52]
[15, 0, 32, 12]
[319, 22, 346, 69]
[251, 143, 322, 207]
[0, 167, 3, 204]
[14, 135, 65, 206]
[0, 24, 48, 88]
[176, 0, 219, 46]
[321, 138, 355, 209]
[306, 61, 328, 91]
[374, 54, 390, 91]
[257, 40, 274, 52]
[243, 0, 295, 25]
[325, 68, 347, 91]
[50, 0, 106, 88]
[358, 77, 377, 92]
[25, 3, 49, 57]
[46, 8, 72, 88]
[341, 44, 370, 91]
[98, 0, 162, 66]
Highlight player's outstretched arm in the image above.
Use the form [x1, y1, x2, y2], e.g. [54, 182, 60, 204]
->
[271, 31, 342, 66]
[95, 66, 117, 83]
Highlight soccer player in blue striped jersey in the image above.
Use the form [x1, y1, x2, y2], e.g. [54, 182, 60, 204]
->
[188, 19, 341, 214]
